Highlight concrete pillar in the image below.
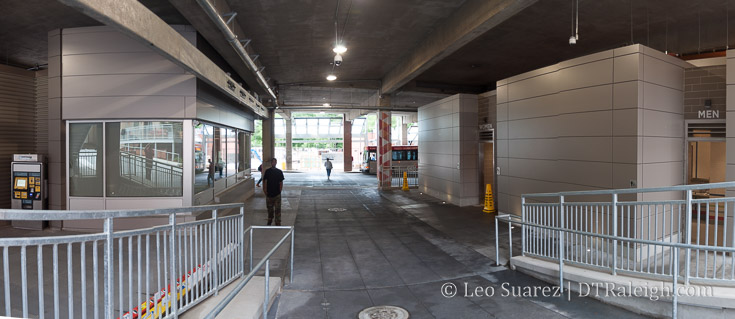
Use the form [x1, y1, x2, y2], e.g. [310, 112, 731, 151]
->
[401, 121, 409, 145]
[261, 109, 276, 169]
[377, 96, 392, 189]
[343, 119, 352, 172]
[285, 118, 293, 170]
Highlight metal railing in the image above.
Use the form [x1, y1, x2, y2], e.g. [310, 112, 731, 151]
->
[0, 203, 247, 319]
[388, 166, 418, 188]
[206, 226, 294, 319]
[119, 152, 183, 195]
[495, 182, 735, 318]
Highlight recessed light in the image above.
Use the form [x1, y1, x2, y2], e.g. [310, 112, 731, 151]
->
[333, 45, 347, 54]
[323, 103, 331, 107]
[326, 74, 337, 81]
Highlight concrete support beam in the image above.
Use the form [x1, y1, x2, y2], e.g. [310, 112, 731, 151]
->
[380, 0, 537, 94]
[58, 0, 269, 118]
[401, 122, 408, 145]
[343, 119, 352, 172]
[261, 109, 276, 168]
[285, 118, 293, 170]
[377, 96, 392, 189]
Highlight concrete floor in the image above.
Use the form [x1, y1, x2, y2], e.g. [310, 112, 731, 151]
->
[262, 171, 648, 319]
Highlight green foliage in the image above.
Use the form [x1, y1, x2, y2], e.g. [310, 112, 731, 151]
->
[252, 120, 262, 147]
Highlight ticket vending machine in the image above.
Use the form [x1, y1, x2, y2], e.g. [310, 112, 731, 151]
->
[11, 154, 47, 230]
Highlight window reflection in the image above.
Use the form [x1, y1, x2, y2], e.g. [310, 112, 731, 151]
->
[69, 123, 103, 197]
[106, 121, 183, 197]
[194, 123, 215, 194]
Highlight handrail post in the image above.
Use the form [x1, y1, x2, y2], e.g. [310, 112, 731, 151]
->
[264, 259, 270, 319]
[559, 195, 565, 290]
[672, 246, 679, 318]
[104, 218, 114, 319]
[612, 193, 618, 275]
[290, 228, 295, 284]
[521, 196, 526, 256]
[495, 216, 501, 266]
[249, 228, 254, 272]
[685, 190, 692, 285]
[240, 206, 245, 278]
[213, 209, 219, 296]
[169, 212, 179, 318]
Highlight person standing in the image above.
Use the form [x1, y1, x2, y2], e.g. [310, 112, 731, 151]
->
[144, 143, 154, 181]
[324, 158, 333, 180]
[255, 164, 263, 187]
[262, 158, 285, 226]
[207, 158, 215, 187]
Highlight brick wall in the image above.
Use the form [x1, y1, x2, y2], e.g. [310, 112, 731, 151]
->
[684, 65, 726, 119]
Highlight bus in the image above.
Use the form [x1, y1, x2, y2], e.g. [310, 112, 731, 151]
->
[360, 145, 418, 174]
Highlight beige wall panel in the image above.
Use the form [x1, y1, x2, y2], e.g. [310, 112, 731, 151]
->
[105, 198, 184, 209]
[420, 114, 454, 131]
[420, 127, 454, 142]
[48, 56, 61, 78]
[641, 110, 684, 137]
[497, 85, 509, 104]
[641, 162, 684, 188]
[63, 31, 150, 55]
[613, 81, 643, 109]
[503, 64, 558, 87]
[556, 160, 612, 189]
[68, 198, 105, 210]
[420, 153, 455, 168]
[726, 86, 735, 114]
[612, 136, 639, 164]
[63, 74, 195, 98]
[556, 111, 612, 137]
[63, 53, 184, 76]
[63, 96, 188, 119]
[556, 137, 612, 162]
[49, 77, 61, 99]
[643, 55, 684, 90]
[496, 121, 509, 139]
[508, 117, 558, 139]
[557, 85, 612, 114]
[612, 108, 640, 136]
[507, 158, 557, 181]
[558, 50, 613, 69]
[508, 95, 558, 120]
[641, 137, 684, 164]
[508, 138, 556, 160]
[48, 98, 61, 120]
[612, 163, 640, 189]
[558, 59, 614, 91]
[613, 53, 642, 83]
[461, 169, 479, 184]
[643, 82, 684, 114]
[727, 57, 735, 85]
[496, 139, 509, 158]
[497, 102, 509, 121]
[505, 176, 560, 197]
[508, 71, 559, 102]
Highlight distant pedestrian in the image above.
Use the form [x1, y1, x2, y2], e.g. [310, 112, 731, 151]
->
[324, 158, 333, 180]
[144, 143, 154, 180]
[207, 159, 215, 186]
[256, 164, 263, 187]
[263, 158, 285, 226]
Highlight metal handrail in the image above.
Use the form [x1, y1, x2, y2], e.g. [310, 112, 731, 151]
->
[0, 203, 246, 319]
[206, 226, 294, 319]
[524, 181, 735, 198]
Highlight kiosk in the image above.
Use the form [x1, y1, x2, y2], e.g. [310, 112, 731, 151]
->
[11, 154, 47, 229]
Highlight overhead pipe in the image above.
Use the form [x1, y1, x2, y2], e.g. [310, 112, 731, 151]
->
[195, 0, 277, 100]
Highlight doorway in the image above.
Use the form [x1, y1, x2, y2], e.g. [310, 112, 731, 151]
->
[478, 128, 494, 206]
[686, 121, 726, 198]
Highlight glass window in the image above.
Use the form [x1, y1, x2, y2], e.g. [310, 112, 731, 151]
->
[295, 119, 306, 135]
[106, 121, 183, 197]
[226, 129, 237, 177]
[392, 150, 406, 161]
[69, 123, 103, 196]
[352, 118, 364, 134]
[194, 123, 215, 194]
[217, 128, 226, 178]
[307, 119, 318, 135]
[274, 118, 285, 135]
[238, 131, 250, 173]
[407, 150, 418, 160]
[318, 119, 329, 135]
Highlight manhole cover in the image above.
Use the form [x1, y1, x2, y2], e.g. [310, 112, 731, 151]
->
[328, 208, 347, 212]
[358, 306, 410, 319]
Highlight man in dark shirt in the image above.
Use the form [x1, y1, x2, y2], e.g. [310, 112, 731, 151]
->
[262, 158, 285, 226]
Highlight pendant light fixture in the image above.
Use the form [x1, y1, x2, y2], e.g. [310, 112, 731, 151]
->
[569, 0, 579, 45]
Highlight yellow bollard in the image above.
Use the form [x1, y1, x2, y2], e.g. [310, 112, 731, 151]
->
[402, 171, 410, 191]
[282, 162, 286, 170]
[483, 184, 496, 213]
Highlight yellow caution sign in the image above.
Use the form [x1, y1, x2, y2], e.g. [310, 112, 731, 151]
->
[483, 184, 496, 213]
[402, 172, 410, 191]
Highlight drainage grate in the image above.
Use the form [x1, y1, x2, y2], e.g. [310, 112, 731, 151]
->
[328, 208, 347, 212]
[358, 306, 410, 319]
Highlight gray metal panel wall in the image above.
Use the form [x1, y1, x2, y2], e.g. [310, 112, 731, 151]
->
[196, 79, 255, 132]
[36, 71, 49, 154]
[0, 65, 38, 209]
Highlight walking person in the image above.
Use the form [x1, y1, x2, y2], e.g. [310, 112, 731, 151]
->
[262, 158, 285, 226]
[255, 164, 263, 187]
[324, 158, 333, 180]
[207, 158, 215, 187]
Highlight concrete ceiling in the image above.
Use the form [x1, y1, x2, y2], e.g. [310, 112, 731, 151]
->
[2, 0, 735, 101]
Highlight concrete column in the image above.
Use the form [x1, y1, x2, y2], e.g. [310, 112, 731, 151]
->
[261, 109, 276, 169]
[343, 119, 352, 172]
[285, 118, 293, 170]
[377, 96, 392, 189]
[401, 122, 409, 145]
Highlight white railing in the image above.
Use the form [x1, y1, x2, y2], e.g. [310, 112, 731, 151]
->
[387, 166, 418, 188]
[0, 203, 292, 319]
[495, 182, 735, 318]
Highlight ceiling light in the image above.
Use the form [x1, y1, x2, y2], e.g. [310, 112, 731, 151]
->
[323, 103, 331, 107]
[333, 44, 347, 54]
[326, 74, 337, 81]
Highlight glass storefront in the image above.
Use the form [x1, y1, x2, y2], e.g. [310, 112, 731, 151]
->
[69, 123, 103, 197]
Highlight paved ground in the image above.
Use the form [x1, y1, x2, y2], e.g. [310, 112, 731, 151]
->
[259, 171, 648, 319]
